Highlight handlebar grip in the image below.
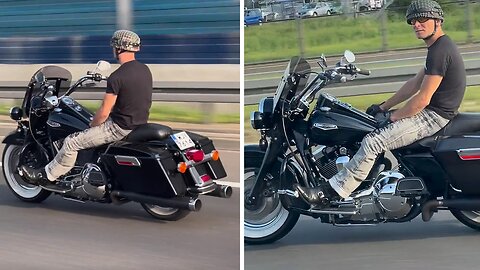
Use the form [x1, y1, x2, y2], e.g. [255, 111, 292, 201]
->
[358, 69, 371, 76]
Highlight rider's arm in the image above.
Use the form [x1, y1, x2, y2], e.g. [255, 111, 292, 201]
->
[90, 93, 117, 127]
[380, 68, 425, 111]
[389, 74, 443, 121]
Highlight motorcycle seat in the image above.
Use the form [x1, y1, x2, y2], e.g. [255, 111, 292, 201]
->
[400, 113, 480, 151]
[124, 123, 173, 142]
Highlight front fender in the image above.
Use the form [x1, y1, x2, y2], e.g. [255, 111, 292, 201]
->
[2, 130, 25, 145]
[244, 144, 265, 159]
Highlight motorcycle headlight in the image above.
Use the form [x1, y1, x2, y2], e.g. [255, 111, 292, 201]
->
[259, 97, 274, 115]
[250, 111, 264, 130]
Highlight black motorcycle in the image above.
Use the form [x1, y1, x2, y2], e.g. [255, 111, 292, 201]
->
[245, 51, 480, 244]
[2, 61, 232, 221]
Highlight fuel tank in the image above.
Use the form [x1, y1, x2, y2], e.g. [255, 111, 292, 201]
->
[47, 97, 92, 141]
[308, 109, 376, 145]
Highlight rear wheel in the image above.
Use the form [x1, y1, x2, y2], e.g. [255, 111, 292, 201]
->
[141, 203, 190, 221]
[2, 144, 50, 202]
[244, 153, 300, 245]
[451, 210, 480, 231]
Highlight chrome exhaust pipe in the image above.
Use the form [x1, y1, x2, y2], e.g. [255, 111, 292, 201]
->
[204, 184, 233, 198]
[111, 190, 202, 211]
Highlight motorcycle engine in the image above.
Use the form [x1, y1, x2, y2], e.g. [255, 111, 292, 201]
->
[346, 170, 414, 222]
[80, 163, 107, 199]
[66, 163, 107, 201]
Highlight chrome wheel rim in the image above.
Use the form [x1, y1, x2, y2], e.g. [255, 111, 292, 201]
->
[244, 168, 290, 239]
[460, 210, 480, 223]
[145, 204, 179, 216]
[3, 145, 43, 198]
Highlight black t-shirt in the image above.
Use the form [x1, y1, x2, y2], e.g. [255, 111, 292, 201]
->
[106, 60, 153, 129]
[425, 35, 466, 120]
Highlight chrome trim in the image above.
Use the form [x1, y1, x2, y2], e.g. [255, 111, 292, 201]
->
[313, 123, 338, 130]
[46, 120, 61, 128]
[319, 106, 331, 112]
[277, 189, 299, 198]
[259, 97, 268, 113]
[114, 155, 141, 167]
[156, 158, 178, 196]
[456, 148, 480, 160]
[309, 208, 358, 215]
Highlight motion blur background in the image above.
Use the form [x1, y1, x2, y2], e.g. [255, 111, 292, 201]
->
[0, 0, 240, 124]
[245, 0, 480, 142]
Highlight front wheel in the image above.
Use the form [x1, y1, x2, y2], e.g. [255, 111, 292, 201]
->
[141, 203, 190, 221]
[451, 210, 480, 231]
[2, 144, 51, 202]
[244, 154, 300, 245]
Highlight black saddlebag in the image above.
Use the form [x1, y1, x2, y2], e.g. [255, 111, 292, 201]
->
[101, 142, 187, 198]
[433, 136, 480, 195]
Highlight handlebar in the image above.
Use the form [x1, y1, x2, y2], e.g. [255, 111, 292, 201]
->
[289, 63, 371, 118]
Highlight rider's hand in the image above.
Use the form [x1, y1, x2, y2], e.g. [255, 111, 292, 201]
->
[376, 111, 393, 129]
[366, 102, 385, 116]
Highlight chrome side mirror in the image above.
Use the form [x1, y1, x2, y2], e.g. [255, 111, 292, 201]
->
[96, 60, 111, 71]
[342, 50, 356, 64]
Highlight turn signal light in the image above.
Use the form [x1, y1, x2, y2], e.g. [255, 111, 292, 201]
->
[211, 150, 219, 161]
[177, 162, 188, 173]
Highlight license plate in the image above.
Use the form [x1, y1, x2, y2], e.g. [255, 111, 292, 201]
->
[171, 131, 195, 150]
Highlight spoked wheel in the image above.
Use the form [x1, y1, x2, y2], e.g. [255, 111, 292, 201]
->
[2, 144, 51, 202]
[244, 157, 300, 245]
[451, 210, 480, 231]
[141, 203, 190, 221]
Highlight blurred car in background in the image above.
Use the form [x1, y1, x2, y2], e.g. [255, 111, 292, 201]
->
[246, 8, 279, 23]
[297, 2, 333, 18]
[329, 1, 343, 14]
[244, 9, 263, 26]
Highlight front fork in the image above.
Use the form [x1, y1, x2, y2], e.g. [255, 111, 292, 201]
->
[245, 137, 283, 206]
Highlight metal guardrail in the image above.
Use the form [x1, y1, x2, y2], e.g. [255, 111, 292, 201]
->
[245, 57, 480, 105]
[0, 81, 240, 103]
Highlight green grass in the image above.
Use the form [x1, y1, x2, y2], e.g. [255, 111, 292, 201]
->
[244, 86, 480, 142]
[245, 4, 480, 63]
[0, 101, 240, 124]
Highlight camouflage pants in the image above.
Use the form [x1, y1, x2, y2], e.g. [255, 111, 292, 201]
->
[45, 119, 131, 180]
[329, 109, 450, 198]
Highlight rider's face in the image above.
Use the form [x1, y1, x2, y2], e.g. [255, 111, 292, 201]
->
[411, 18, 436, 39]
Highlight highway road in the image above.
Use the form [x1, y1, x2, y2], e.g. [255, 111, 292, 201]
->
[245, 212, 480, 270]
[0, 122, 240, 269]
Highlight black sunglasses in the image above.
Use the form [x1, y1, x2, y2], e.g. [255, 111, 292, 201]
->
[409, 17, 431, 25]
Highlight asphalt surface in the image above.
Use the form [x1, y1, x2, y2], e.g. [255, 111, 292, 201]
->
[245, 212, 480, 270]
[0, 121, 240, 269]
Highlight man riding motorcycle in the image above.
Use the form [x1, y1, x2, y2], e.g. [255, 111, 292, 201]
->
[295, 0, 466, 205]
[21, 30, 153, 190]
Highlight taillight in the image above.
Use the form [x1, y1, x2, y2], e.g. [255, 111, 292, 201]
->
[211, 150, 219, 161]
[185, 149, 205, 162]
[200, 174, 211, 182]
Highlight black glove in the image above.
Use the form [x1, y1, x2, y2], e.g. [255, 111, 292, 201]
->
[366, 102, 385, 116]
[376, 111, 393, 129]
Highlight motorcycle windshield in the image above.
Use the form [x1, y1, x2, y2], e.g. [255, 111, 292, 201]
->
[272, 56, 310, 110]
[29, 65, 72, 93]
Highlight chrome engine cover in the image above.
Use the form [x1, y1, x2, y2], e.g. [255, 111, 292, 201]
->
[345, 170, 413, 221]
[65, 164, 107, 201]
[80, 163, 107, 199]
